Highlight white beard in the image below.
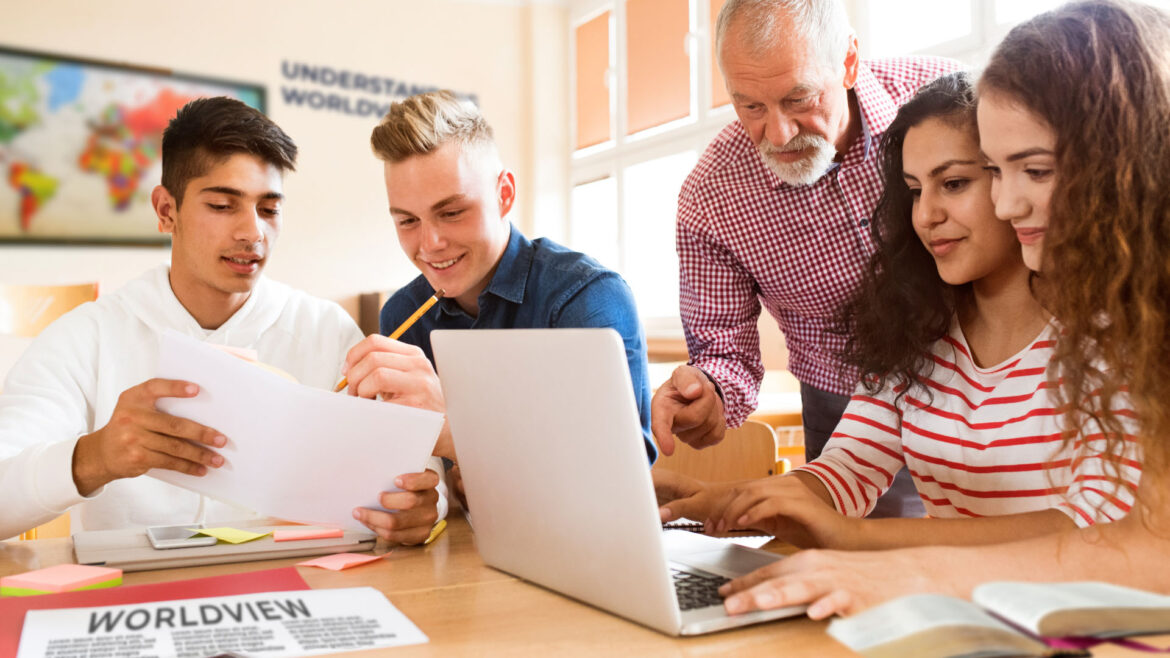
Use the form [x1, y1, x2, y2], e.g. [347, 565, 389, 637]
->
[757, 133, 837, 186]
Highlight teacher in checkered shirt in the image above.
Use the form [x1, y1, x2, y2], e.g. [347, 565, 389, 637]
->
[651, 0, 957, 518]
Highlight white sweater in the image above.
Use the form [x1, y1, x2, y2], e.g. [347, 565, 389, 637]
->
[0, 265, 417, 538]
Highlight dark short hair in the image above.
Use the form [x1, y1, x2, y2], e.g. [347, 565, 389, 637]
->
[161, 97, 297, 206]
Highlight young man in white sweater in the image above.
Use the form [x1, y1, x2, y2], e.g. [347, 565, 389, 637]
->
[0, 97, 445, 543]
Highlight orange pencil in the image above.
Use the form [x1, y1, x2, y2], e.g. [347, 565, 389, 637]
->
[334, 288, 445, 393]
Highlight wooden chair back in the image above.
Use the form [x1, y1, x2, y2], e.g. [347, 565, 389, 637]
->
[0, 282, 99, 337]
[1, 283, 97, 540]
[653, 419, 780, 481]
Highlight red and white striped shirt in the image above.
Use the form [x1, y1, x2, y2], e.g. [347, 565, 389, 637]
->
[678, 57, 959, 425]
[798, 322, 1141, 527]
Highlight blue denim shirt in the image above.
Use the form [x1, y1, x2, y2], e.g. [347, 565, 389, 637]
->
[382, 224, 656, 462]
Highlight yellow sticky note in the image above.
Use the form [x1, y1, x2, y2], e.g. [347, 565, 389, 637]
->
[187, 527, 272, 544]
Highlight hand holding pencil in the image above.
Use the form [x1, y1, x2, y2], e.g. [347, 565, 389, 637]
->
[335, 288, 444, 393]
[342, 290, 447, 547]
[336, 289, 447, 413]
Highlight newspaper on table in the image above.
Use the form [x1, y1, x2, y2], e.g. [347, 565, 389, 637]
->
[17, 587, 427, 657]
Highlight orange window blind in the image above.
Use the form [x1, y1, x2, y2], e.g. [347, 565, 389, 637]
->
[576, 11, 612, 149]
[626, 0, 691, 135]
[710, 0, 730, 108]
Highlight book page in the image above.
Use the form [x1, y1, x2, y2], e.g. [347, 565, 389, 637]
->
[974, 581, 1170, 635]
[828, 594, 1018, 650]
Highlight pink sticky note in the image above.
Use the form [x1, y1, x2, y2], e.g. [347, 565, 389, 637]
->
[1, 564, 122, 593]
[273, 527, 345, 542]
[296, 553, 383, 571]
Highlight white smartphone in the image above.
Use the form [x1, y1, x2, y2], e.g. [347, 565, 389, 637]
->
[145, 523, 218, 550]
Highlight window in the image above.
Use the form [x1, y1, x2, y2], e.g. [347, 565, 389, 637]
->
[856, 0, 1064, 64]
[569, 176, 619, 269]
[574, 10, 612, 149]
[620, 151, 697, 321]
[626, 0, 692, 135]
[708, 0, 730, 109]
[569, 0, 731, 337]
[862, 1, 976, 59]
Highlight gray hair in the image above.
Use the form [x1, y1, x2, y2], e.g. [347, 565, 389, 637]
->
[715, 0, 853, 71]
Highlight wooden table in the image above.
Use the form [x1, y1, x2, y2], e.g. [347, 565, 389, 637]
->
[1, 513, 854, 656]
[3, 515, 1164, 656]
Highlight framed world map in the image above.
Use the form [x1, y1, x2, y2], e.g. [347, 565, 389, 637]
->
[0, 46, 265, 245]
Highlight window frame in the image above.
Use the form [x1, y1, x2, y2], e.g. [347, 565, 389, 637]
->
[852, 1, 1069, 64]
[568, 0, 735, 337]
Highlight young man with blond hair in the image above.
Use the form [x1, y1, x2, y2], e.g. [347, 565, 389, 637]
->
[345, 91, 654, 473]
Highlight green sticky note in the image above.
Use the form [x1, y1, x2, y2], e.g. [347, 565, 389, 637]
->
[1, 577, 121, 597]
[187, 527, 272, 544]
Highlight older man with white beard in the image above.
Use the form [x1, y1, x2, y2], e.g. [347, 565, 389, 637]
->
[651, 0, 957, 518]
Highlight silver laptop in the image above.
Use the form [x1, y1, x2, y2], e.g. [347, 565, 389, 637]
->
[432, 328, 806, 636]
[73, 519, 375, 572]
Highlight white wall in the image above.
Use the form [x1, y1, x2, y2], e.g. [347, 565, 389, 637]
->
[0, 0, 546, 319]
[525, 2, 572, 244]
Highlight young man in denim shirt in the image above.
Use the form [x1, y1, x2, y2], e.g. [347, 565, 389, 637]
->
[345, 91, 653, 488]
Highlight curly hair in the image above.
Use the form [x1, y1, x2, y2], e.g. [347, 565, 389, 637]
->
[981, 0, 1170, 478]
[837, 72, 977, 398]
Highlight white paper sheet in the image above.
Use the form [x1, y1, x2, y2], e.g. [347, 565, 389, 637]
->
[16, 587, 427, 657]
[150, 331, 443, 531]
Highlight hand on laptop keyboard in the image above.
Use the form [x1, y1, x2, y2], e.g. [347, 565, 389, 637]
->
[672, 568, 730, 611]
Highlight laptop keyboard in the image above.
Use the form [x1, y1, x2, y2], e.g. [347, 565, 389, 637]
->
[671, 568, 730, 611]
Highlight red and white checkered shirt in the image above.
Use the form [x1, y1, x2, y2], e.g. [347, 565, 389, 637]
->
[678, 57, 961, 427]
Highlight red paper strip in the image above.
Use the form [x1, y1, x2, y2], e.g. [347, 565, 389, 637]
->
[0, 566, 309, 658]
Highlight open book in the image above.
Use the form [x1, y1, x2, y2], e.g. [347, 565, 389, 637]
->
[828, 582, 1170, 658]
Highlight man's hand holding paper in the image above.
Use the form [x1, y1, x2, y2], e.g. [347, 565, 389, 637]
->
[72, 379, 227, 496]
[354, 470, 442, 545]
[342, 334, 452, 542]
[151, 332, 444, 533]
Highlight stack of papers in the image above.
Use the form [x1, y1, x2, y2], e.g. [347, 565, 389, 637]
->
[151, 332, 444, 531]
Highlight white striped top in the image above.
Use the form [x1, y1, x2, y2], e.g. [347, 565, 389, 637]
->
[797, 321, 1141, 527]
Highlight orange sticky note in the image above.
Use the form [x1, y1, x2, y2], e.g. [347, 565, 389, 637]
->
[1, 564, 122, 595]
[273, 527, 344, 542]
[297, 553, 383, 571]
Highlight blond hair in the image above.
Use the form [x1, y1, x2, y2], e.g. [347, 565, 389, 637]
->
[370, 90, 496, 163]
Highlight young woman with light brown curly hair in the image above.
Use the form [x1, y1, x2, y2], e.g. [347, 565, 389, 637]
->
[711, 0, 1170, 619]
